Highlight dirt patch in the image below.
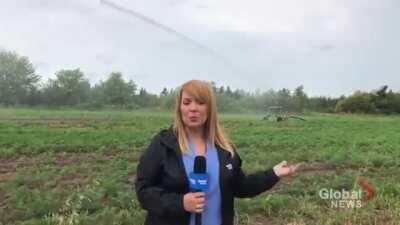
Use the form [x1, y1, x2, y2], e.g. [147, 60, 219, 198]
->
[0, 152, 120, 173]
[297, 163, 380, 177]
[0, 117, 115, 131]
[0, 172, 15, 182]
[0, 155, 20, 173]
[297, 163, 337, 176]
[0, 155, 42, 183]
[299, 163, 336, 171]
[245, 215, 309, 225]
[55, 152, 116, 168]
[0, 152, 119, 186]
[56, 153, 86, 167]
[0, 117, 111, 124]
[0, 188, 7, 208]
[270, 163, 374, 191]
[127, 174, 136, 185]
[278, 162, 378, 178]
[249, 215, 277, 225]
[0, 155, 47, 172]
[58, 172, 86, 187]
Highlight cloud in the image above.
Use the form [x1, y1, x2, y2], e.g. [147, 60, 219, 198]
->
[317, 44, 334, 52]
[0, 0, 399, 96]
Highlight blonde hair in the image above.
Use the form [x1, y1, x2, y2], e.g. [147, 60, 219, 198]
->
[173, 80, 235, 156]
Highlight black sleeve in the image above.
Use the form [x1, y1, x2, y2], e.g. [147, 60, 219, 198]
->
[232, 151, 280, 198]
[135, 134, 186, 216]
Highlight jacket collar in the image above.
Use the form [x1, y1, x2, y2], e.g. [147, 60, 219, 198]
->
[158, 126, 180, 153]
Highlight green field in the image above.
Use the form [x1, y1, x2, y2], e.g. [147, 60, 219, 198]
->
[0, 108, 399, 225]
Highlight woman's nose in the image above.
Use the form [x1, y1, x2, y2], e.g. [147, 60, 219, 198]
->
[189, 102, 198, 111]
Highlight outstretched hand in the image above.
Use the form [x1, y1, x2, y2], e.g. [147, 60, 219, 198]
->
[273, 160, 303, 177]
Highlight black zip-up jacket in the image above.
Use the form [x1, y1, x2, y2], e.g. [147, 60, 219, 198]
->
[135, 128, 280, 225]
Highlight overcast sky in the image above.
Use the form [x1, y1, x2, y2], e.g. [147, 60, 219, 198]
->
[1, 0, 399, 97]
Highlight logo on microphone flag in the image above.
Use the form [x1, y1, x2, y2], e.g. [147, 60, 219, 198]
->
[189, 172, 209, 191]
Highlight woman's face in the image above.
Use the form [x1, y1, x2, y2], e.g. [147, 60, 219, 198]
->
[180, 91, 208, 130]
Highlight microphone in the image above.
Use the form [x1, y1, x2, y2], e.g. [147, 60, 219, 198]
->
[189, 156, 208, 225]
[194, 155, 206, 176]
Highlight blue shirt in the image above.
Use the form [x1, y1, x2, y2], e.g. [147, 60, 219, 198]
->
[182, 138, 222, 225]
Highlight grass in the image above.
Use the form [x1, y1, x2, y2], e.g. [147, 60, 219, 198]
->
[0, 108, 399, 225]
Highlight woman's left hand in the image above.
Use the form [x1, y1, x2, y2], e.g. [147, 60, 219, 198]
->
[273, 160, 302, 177]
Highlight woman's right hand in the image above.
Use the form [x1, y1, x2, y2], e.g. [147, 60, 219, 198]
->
[183, 192, 205, 213]
[273, 160, 302, 177]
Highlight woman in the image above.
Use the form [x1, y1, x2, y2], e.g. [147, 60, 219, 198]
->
[135, 80, 301, 225]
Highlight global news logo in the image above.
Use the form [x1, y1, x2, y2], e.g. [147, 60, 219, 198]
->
[319, 178, 375, 208]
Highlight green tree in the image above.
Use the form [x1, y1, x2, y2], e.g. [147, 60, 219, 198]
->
[335, 92, 375, 113]
[371, 85, 391, 114]
[0, 50, 40, 105]
[308, 96, 338, 113]
[97, 72, 137, 107]
[293, 85, 308, 113]
[335, 86, 400, 114]
[276, 88, 292, 111]
[226, 86, 232, 97]
[392, 93, 400, 113]
[160, 87, 168, 97]
[136, 88, 159, 108]
[218, 86, 225, 95]
[43, 68, 90, 105]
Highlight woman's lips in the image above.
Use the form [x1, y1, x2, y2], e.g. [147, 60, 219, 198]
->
[189, 116, 199, 121]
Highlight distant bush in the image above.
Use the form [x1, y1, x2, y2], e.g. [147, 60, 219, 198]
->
[335, 86, 400, 114]
[335, 92, 375, 113]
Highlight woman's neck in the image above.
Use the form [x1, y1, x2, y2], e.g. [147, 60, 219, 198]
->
[186, 126, 205, 140]
[186, 126, 207, 155]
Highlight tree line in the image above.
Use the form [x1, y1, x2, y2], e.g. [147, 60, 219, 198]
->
[1, 49, 400, 114]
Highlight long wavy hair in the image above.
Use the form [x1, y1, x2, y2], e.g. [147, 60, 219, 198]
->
[173, 80, 234, 156]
